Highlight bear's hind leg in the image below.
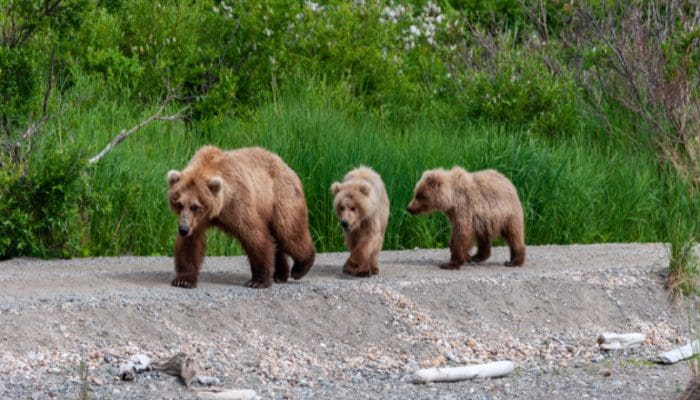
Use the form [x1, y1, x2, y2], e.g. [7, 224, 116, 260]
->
[172, 232, 206, 289]
[282, 229, 315, 280]
[503, 221, 526, 267]
[274, 247, 290, 283]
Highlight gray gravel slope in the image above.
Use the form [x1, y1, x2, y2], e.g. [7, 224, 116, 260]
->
[0, 243, 696, 399]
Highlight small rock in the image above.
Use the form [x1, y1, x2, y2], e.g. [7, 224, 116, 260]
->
[90, 376, 104, 386]
[445, 351, 457, 362]
[467, 338, 477, 348]
[600, 368, 612, 377]
[197, 376, 220, 385]
[558, 361, 568, 368]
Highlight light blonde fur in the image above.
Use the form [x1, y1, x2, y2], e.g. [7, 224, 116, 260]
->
[331, 166, 390, 276]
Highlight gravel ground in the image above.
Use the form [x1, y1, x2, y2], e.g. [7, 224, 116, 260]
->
[0, 243, 697, 399]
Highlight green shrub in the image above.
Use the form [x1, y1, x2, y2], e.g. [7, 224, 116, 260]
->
[448, 34, 581, 135]
[0, 47, 37, 131]
[0, 148, 95, 259]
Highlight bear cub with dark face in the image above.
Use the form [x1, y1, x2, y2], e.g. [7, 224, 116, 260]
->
[331, 167, 390, 277]
[407, 167, 525, 269]
[167, 145, 315, 289]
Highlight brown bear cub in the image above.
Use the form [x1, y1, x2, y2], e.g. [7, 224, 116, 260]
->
[331, 167, 390, 277]
[166, 145, 315, 289]
[407, 167, 525, 268]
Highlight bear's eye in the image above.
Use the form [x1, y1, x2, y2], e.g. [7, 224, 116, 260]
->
[350, 207, 356, 212]
[190, 205, 200, 213]
[339, 206, 345, 212]
[416, 193, 426, 201]
[175, 202, 183, 211]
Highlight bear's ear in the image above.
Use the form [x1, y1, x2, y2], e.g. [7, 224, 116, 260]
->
[331, 182, 342, 195]
[167, 170, 182, 187]
[425, 173, 441, 188]
[359, 183, 371, 196]
[208, 176, 224, 196]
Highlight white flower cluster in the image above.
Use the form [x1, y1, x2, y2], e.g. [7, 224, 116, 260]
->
[305, 1, 323, 13]
[212, 2, 234, 19]
[379, 4, 407, 24]
[379, 1, 449, 50]
[420, 2, 444, 46]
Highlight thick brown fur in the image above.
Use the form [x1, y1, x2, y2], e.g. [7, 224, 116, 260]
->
[166, 145, 315, 289]
[331, 167, 390, 277]
[407, 167, 525, 269]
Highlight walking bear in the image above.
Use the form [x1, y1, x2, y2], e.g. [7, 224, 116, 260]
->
[407, 167, 525, 268]
[331, 167, 390, 277]
[166, 145, 315, 289]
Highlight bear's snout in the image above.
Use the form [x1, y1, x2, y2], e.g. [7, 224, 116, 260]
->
[340, 219, 349, 231]
[178, 224, 190, 236]
[407, 204, 418, 214]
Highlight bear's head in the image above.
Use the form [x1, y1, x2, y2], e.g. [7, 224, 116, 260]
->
[167, 170, 224, 237]
[407, 169, 450, 215]
[331, 181, 374, 233]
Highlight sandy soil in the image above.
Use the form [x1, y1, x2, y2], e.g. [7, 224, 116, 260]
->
[0, 243, 697, 399]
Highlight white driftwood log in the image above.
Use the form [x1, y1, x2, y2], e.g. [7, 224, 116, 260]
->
[413, 361, 515, 383]
[653, 340, 700, 364]
[597, 332, 646, 350]
[195, 389, 257, 400]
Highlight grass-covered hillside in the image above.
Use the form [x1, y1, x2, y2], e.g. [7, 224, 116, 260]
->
[1, 1, 698, 289]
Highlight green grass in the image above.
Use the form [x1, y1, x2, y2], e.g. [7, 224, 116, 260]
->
[50, 78, 694, 257]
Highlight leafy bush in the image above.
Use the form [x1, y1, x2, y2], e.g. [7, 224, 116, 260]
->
[448, 32, 580, 134]
[0, 47, 37, 131]
[0, 149, 95, 259]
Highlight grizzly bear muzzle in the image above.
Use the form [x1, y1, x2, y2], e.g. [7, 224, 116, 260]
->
[178, 224, 189, 236]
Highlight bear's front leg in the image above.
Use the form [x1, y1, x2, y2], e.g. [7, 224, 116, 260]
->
[343, 238, 373, 277]
[172, 232, 206, 289]
[241, 231, 275, 289]
[441, 223, 471, 270]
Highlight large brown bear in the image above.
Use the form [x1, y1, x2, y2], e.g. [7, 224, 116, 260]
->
[331, 167, 390, 277]
[407, 167, 525, 268]
[166, 145, 315, 289]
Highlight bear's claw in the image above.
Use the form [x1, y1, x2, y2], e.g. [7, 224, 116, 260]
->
[171, 279, 196, 289]
[439, 262, 462, 270]
[246, 280, 272, 289]
[504, 260, 523, 267]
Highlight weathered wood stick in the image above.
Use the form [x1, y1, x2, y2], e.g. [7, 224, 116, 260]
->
[653, 340, 700, 364]
[195, 389, 257, 400]
[597, 332, 646, 350]
[413, 361, 515, 383]
[151, 352, 198, 389]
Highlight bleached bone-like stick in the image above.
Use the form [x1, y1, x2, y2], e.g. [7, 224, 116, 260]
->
[413, 361, 515, 383]
[597, 333, 646, 350]
[653, 340, 700, 364]
[195, 389, 257, 400]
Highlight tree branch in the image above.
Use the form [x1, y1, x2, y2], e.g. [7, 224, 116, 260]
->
[87, 95, 186, 165]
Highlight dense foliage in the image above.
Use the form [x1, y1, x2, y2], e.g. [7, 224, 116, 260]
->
[0, 0, 698, 262]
